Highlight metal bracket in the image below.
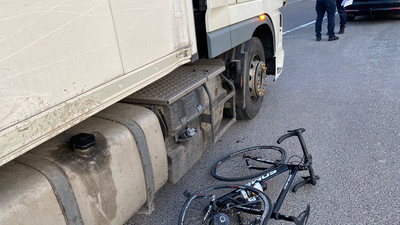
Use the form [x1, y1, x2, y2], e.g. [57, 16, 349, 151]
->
[203, 74, 236, 143]
[16, 154, 83, 225]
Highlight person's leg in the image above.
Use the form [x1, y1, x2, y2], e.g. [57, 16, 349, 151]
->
[336, 0, 347, 27]
[315, 0, 325, 39]
[326, 0, 336, 38]
[336, 0, 346, 33]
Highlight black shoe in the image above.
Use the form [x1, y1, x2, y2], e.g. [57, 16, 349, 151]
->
[316, 37, 321, 41]
[339, 26, 345, 34]
[329, 36, 339, 41]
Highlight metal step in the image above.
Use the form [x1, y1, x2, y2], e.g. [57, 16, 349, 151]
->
[124, 59, 236, 143]
[203, 74, 236, 143]
[214, 92, 236, 142]
[124, 59, 225, 106]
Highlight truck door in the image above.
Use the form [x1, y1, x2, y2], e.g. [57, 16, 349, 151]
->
[205, 0, 266, 32]
[205, 0, 235, 32]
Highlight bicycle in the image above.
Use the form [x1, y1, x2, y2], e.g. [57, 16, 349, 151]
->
[179, 185, 272, 225]
[179, 128, 319, 225]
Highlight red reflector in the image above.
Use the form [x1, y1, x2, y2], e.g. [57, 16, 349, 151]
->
[390, 7, 400, 9]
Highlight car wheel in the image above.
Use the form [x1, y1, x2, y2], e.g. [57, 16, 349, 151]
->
[347, 15, 355, 21]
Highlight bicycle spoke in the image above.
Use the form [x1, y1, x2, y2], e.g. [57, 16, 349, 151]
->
[179, 185, 272, 225]
[191, 198, 209, 211]
[212, 146, 286, 181]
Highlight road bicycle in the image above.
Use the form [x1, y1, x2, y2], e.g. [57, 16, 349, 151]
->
[179, 128, 319, 225]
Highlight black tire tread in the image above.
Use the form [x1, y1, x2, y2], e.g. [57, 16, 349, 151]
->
[237, 37, 266, 120]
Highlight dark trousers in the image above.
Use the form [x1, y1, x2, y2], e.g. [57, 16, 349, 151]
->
[336, 0, 347, 26]
[315, 0, 336, 38]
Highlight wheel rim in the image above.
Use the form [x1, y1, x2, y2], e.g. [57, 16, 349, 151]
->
[248, 55, 267, 103]
[179, 185, 272, 225]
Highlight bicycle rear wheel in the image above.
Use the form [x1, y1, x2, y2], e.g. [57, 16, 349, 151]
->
[211, 146, 286, 181]
[179, 185, 272, 225]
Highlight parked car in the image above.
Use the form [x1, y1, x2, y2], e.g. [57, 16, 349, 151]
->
[345, 0, 400, 20]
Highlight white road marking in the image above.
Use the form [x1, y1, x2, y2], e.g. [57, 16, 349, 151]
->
[286, 0, 308, 5]
[283, 13, 338, 35]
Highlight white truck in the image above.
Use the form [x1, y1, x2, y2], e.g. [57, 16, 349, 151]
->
[0, 0, 285, 224]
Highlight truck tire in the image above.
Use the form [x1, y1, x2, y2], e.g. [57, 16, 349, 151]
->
[237, 37, 266, 120]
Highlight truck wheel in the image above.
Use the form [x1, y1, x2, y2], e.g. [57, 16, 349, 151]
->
[237, 37, 267, 120]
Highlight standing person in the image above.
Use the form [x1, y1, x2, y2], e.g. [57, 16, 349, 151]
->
[337, 0, 347, 33]
[315, 0, 339, 41]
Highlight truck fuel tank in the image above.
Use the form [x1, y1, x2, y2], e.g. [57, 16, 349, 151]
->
[0, 104, 167, 225]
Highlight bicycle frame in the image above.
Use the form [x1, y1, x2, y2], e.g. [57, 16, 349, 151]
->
[199, 164, 301, 224]
[183, 185, 270, 225]
[183, 129, 318, 224]
[212, 129, 318, 224]
[242, 163, 300, 218]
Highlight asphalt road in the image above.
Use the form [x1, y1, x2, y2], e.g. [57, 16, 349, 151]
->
[128, 1, 400, 224]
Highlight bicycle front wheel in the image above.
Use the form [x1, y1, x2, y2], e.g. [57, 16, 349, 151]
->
[179, 185, 272, 225]
[211, 146, 286, 181]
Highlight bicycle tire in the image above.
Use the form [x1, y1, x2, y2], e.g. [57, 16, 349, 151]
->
[179, 185, 272, 225]
[211, 146, 286, 181]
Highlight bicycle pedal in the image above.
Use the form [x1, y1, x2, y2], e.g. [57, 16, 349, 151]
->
[183, 190, 191, 197]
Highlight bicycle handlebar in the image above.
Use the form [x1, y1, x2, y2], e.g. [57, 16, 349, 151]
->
[277, 128, 306, 144]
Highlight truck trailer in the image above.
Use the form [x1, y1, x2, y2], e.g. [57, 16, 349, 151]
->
[0, 0, 285, 224]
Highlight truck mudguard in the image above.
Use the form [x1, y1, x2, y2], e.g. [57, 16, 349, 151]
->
[207, 16, 275, 58]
